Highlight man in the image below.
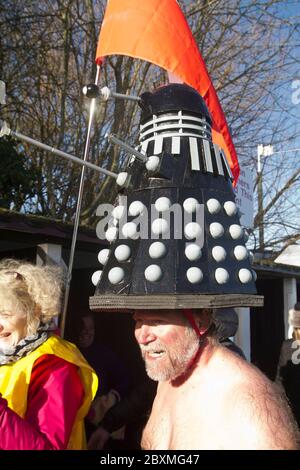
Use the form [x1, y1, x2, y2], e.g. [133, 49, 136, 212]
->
[134, 308, 299, 450]
[89, 83, 299, 449]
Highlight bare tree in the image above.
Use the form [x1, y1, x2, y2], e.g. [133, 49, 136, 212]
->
[185, 0, 300, 255]
[0, 0, 299, 252]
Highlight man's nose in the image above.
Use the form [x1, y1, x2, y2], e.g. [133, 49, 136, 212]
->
[135, 324, 156, 345]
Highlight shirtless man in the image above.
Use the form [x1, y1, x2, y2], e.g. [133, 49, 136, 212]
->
[133, 309, 300, 450]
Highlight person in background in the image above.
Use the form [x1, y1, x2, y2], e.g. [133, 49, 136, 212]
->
[212, 308, 246, 359]
[76, 312, 130, 444]
[88, 377, 157, 450]
[276, 302, 300, 427]
[0, 259, 98, 450]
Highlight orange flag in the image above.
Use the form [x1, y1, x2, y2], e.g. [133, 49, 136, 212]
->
[96, 0, 239, 183]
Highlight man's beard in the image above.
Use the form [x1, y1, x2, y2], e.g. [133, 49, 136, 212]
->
[139, 326, 199, 381]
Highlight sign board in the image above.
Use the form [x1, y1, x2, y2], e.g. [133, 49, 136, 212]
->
[234, 167, 254, 228]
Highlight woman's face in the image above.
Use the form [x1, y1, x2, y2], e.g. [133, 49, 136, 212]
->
[0, 299, 28, 350]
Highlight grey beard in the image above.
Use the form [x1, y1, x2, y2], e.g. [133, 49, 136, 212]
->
[141, 327, 199, 381]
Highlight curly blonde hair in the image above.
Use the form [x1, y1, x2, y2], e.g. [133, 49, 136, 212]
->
[0, 259, 64, 336]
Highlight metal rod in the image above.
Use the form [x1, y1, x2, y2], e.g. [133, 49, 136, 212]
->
[257, 171, 264, 252]
[60, 65, 101, 337]
[257, 146, 264, 252]
[10, 129, 117, 178]
[110, 90, 141, 102]
[107, 133, 147, 162]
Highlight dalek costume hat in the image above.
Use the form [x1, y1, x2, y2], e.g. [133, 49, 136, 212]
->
[90, 84, 263, 312]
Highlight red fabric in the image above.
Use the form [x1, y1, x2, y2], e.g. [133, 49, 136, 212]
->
[0, 355, 84, 450]
[183, 309, 202, 337]
[96, 0, 239, 183]
[180, 310, 210, 374]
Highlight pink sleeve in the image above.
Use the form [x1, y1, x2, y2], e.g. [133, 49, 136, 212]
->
[0, 354, 84, 450]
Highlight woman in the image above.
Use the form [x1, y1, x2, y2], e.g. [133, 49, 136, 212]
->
[0, 259, 98, 450]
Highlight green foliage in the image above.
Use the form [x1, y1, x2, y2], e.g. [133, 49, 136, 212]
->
[0, 137, 39, 210]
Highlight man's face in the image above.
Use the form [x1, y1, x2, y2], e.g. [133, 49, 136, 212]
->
[0, 299, 28, 350]
[133, 310, 199, 382]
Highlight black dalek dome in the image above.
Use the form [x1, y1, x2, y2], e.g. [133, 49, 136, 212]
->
[90, 84, 263, 312]
[139, 83, 212, 125]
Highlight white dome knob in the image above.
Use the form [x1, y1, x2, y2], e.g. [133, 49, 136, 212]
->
[128, 201, 145, 217]
[186, 266, 203, 284]
[152, 218, 169, 236]
[207, 198, 221, 214]
[116, 172, 129, 187]
[112, 205, 125, 220]
[224, 201, 237, 216]
[106, 226, 118, 242]
[146, 155, 160, 172]
[212, 246, 227, 262]
[114, 244, 131, 262]
[210, 222, 224, 239]
[234, 245, 248, 261]
[186, 267, 203, 284]
[91, 270, 102, 286]
[108, 267, 125, 284]
[185, 243, 202, 261]
[238, 268, 252, 284]
[145, 264, 162, 282]
[149, 242, 167, 259]
[155, 197, 171, 212]
[183, 198, 199, 214]
[215, 268, 229, 284]
[122, 222, 139, 239]
[184, 222, 202, 240]
[229, 224, 243, 240]
[98, 249, 110, 265]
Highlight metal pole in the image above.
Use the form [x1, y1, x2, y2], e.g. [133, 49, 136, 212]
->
[107, 133, 147, 162]
[60, 65, 101, 337]
[257, 145, 264, 252]
[9, 130, 117, 178]
[110, 90, 141, 102]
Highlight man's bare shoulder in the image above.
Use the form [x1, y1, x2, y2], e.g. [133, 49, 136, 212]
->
[212, 347, 300, 449]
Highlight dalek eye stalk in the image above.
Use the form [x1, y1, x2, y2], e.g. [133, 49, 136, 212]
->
[90, 83, 263, 312]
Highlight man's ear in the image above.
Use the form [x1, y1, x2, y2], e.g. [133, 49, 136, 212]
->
[193, 309, 212, 333]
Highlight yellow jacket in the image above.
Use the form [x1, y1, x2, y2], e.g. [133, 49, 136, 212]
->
[0, 335, 98, 449]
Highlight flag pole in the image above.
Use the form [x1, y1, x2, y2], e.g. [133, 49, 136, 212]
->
[60, 65, 101, 338]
